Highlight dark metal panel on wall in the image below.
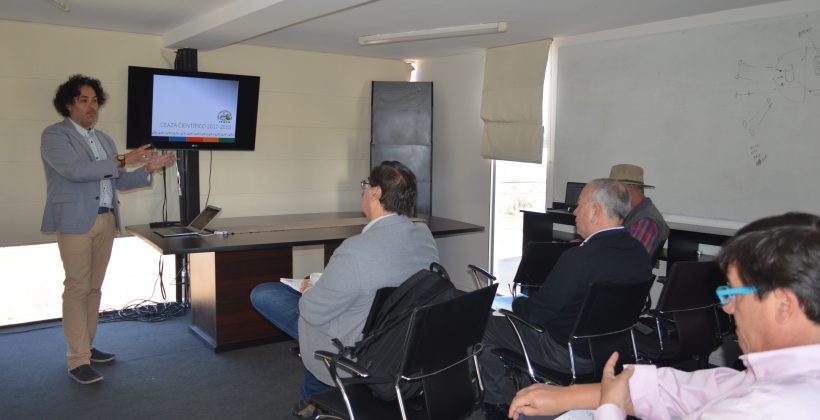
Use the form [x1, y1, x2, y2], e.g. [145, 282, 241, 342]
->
[370, 81, 433, 217]
[174, 48, 200, 305]
[174, 48, 201, 225]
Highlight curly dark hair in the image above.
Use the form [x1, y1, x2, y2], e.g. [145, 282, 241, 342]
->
[52, 74, 108, 117]
[367, 161, 417, 217]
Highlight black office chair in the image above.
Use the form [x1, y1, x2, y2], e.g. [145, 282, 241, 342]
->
[494, 279, 654, 386]
[468, 241, 579, 292]
[468, 264, 496, 290]
[513, 241, 579, 293]
[309, 284, 498, 420]
[634, 261, 728, 370]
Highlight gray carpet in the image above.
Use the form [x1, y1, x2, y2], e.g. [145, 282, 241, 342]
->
[0, 313, 303, 420]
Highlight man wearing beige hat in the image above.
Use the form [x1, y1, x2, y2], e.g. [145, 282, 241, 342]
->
[609, 164, 669, 260]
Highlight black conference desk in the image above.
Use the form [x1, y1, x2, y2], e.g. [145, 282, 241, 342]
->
[127, 212, 483, 352]
[521, 209, 736, 264]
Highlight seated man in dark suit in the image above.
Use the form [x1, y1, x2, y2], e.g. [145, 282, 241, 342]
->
[481, 178, 652, 419]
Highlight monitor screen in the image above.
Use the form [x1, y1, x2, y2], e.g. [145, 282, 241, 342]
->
[126, 66, 260, 151]
[565, 182, 586, 208]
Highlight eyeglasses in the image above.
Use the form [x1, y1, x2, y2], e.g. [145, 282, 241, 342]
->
[360, 179, 371, 190]
[715, 285, 758, 305]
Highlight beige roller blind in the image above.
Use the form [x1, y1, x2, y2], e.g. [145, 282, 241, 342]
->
[480, 39, 551, 163]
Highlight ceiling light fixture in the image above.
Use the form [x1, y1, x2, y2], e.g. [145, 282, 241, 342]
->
[359, 21, 508, 46]
[46, 0, 71, 13]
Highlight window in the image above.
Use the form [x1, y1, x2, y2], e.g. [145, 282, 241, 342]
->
[490, 53, 551, 292]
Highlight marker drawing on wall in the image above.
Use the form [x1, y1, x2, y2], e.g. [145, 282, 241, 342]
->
[735, 27, 820, 166]
[749, 144, 767, 166]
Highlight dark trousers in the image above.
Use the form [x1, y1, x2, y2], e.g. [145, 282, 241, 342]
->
[479, 316, 592, 405]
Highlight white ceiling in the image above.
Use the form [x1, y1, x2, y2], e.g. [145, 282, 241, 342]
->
[1, 0, 790, 60]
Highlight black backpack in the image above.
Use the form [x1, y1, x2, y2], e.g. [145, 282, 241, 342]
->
[331, 262, 457, 401]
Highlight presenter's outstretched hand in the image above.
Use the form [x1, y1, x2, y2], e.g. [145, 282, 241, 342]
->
[144, 151, 177, 175]
[124, 144, 157, 166]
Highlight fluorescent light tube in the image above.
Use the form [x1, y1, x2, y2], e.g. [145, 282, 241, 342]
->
[359, 21, 508, 46]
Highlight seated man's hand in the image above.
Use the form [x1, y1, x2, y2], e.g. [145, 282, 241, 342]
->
[508, 383, 567, 419]
[299, 276, 312, 293]
[599, 352, 635, 414]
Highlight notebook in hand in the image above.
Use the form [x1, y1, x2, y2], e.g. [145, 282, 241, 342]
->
[153, 205, 221, 237]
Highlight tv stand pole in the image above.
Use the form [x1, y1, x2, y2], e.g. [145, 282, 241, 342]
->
[174, 48, 201, 305]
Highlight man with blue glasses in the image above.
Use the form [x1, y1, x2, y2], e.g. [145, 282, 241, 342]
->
[507, 216, 820, 420]
[715, 284, 757, 305]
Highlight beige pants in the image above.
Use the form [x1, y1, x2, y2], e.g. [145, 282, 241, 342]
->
[56, 213, 116, 370]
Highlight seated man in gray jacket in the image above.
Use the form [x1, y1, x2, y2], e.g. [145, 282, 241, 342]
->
[250, 161, 439, 418]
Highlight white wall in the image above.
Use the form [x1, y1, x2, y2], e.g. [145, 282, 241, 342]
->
[0, 20, 409, 254]
[414, 51, 491, 291]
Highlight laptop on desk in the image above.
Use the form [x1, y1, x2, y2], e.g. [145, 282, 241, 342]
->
[153, 205, 221, 238]
[562, 182, 586, 212]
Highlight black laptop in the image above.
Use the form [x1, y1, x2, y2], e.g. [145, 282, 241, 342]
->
[153, 205, 221, 238]
[563, 182, 586, 211]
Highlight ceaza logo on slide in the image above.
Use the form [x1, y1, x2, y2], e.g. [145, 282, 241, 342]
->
[217, 110, 232, 122]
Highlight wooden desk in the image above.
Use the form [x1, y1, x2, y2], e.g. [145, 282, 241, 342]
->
[521, 210, 735, 263]
[127, 212, 483, 351]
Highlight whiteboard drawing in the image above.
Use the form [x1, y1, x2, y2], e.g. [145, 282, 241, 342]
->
[749, 144, 767, 166]
[735, 31, 820, 137]
[735, 28, 820, 166]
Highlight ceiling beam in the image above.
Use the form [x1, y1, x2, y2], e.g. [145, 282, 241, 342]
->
[163, 0, 372, 50]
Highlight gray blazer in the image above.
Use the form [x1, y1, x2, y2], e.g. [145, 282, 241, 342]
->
[41, 118, 152, 234]
[298, 214, 439, 383]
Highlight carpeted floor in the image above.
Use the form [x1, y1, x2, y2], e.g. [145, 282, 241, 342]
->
[0, 312, 304, 420]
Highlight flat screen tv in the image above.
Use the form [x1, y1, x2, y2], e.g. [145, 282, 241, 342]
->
[126, 66, 260, 151]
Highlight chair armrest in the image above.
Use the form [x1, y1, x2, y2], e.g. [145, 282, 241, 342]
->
[468, 264, 497, 289]
[498, 308, 544, 333]
[496, 309, 544, 383]
[403, 343, 484, 382]
[314, 350, 370, 378]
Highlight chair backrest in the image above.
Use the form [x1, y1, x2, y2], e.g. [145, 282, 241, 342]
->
[655, 261, 727, 360]
[398, 283, 498, 420]
[571, 279, 654, 379]
[513, 241, 579, 287]
[657, 261, 726, 311]
[650, 239, 667, 267]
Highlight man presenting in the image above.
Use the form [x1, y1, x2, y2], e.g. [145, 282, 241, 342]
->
[42, 74, 176, 385]
[481, 178, 651, 419]
[250, 161, 439, 418]
[609, 164, 669, 259]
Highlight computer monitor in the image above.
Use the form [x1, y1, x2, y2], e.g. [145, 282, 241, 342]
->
[564, 182, 586, 210]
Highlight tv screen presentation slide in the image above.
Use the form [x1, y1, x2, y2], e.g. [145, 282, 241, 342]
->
[151, 75, 240, 142]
